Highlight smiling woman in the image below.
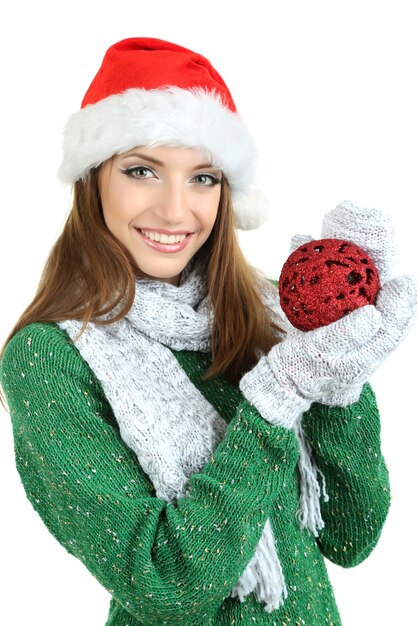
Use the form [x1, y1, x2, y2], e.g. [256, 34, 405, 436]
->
[99, 146, 222, 285]
[0, 36, 416, 626]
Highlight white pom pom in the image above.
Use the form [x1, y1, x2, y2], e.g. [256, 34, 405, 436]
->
[233, 186, 270, 230]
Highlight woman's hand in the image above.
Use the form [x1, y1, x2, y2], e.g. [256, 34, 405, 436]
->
[241, 274, 417, 427]
[241, 201, 417, 428]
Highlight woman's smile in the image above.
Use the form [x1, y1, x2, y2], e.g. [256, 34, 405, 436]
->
[134, 227, 193, 253]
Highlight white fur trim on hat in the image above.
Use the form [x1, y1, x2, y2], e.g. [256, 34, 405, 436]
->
[58, 86, 269, 230]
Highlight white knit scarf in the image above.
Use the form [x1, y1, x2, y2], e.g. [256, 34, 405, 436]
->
[58, 261, 327, 613]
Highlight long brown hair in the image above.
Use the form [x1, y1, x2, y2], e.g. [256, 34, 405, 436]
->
[0, 169, 282, 406]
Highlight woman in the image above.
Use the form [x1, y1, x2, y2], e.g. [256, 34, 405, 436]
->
[1, 37, 416, 625]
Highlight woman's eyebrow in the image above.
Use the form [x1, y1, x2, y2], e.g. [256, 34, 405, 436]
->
[190, 161, 219, 170]
[120, 152, 218, 171]
[120, 152, 164, 166]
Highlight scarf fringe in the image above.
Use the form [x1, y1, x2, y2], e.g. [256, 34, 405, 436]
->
[230, 419, 328, 613]
[230, 519, 288, 612]
[293, 416, 329, 537]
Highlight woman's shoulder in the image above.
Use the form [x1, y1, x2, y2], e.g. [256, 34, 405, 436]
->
[1, 321, 88, 381]
[1, 321, 113, 425]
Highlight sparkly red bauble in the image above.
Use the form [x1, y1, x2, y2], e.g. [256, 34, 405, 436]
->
[278, 238, 381, 331]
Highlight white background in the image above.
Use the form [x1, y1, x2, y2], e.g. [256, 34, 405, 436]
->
[1, 1, 416, 624]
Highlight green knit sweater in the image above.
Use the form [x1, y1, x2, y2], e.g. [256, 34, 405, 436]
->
[0, 322, 391, 626]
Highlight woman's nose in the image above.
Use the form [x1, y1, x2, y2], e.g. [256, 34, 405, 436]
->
[155, 180, 188, 224]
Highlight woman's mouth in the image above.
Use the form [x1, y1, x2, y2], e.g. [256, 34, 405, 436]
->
[134, 228, 193, 253]
[141, 229, 188, 244]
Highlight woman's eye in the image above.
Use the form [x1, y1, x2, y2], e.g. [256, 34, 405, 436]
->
[192, 173, 221, 186]
[123, 166, 155, 179]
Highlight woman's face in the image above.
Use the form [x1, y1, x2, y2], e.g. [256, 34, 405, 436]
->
[98, 146, 222, 286]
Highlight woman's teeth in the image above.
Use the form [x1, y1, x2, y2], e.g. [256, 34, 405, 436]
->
[141, 230, 188, 244]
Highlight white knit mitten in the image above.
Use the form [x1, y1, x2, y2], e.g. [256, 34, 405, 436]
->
[241, 273, 417, 424]
[321, 200, 398, 283]
[242, 198, 417, 424]
[288, 200, 398, 282]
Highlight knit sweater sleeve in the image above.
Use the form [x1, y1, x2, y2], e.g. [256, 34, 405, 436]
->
[1, 322, 299, 625]
[301, 384, 391, 567]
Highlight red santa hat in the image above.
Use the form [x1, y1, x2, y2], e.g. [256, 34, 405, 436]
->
[58, 37, 269, 230]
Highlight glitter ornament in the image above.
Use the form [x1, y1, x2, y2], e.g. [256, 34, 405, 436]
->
[278, 238, 381, 331]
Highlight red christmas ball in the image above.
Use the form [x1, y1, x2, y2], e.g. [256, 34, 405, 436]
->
[278, 238, 381, 331]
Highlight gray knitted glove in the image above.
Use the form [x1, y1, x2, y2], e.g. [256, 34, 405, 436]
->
[321, 200, 398, 284]
[240, 201, 417, 428]
[241, 275, 417, 427]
